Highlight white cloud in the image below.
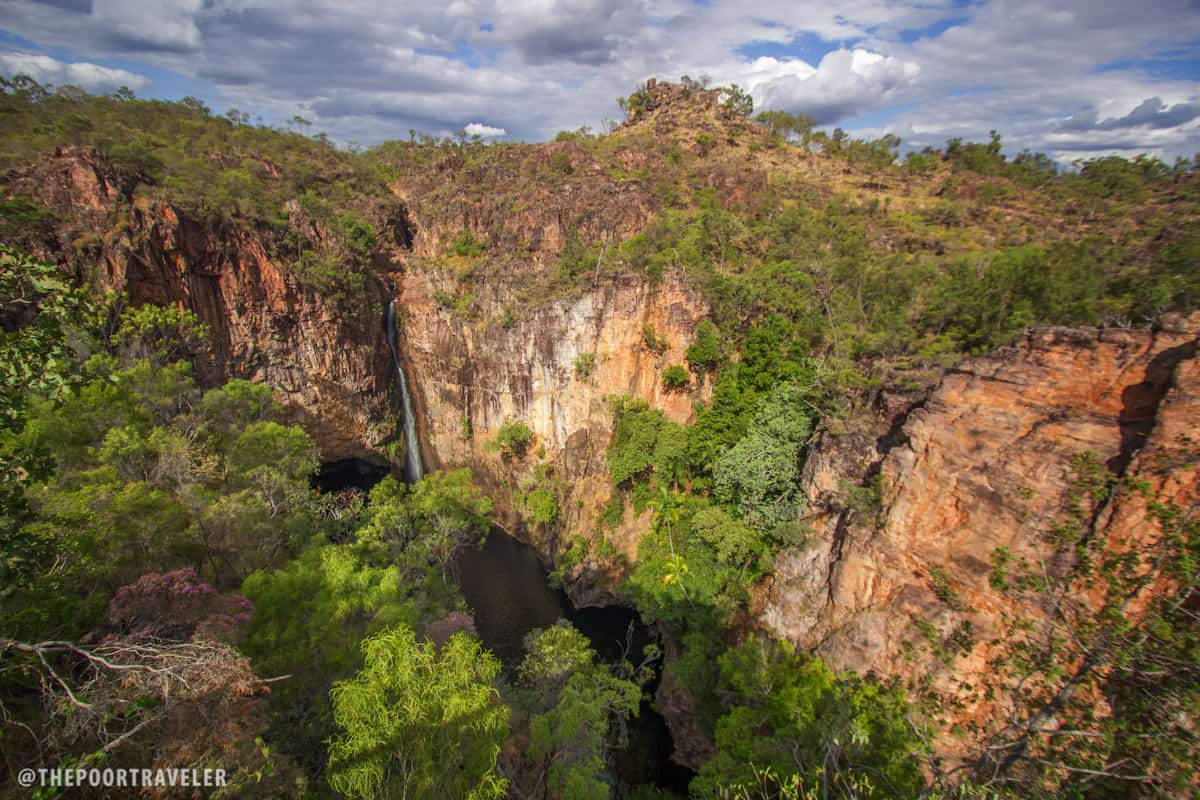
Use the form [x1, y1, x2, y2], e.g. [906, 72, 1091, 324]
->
[0, 50, 149, 91]
[464, 121, 506, 137]
[732, 49, 920, 124]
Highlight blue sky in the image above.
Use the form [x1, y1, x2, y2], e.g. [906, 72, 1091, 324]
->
[0, 0, 1197, 161]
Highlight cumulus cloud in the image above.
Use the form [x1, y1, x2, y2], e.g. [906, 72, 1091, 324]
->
[739, 49, 920, 125]
[0, 50, 148, 91]
[464, 121, 506, 137]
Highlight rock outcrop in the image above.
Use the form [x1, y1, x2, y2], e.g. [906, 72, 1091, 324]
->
[394, 269, 709, 602]
[760, 312, 1200, 752]
[8, 147, 398, 460]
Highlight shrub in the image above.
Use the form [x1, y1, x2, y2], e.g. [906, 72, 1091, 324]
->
[573, 352, 596, 380]
[662, 364, 689, 392]
[686, 320, 722, 372]
[522, 486, 559, 526]
[490, 420, 533, 459]
[641, 323, 668, 354]
[451, 229, 486, 257]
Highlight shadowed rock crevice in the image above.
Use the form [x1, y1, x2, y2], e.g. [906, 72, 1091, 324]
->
[1111, 340, 1197, 475]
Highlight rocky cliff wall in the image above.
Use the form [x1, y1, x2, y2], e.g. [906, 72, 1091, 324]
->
[10, 147, 398, 460]
[394, 269, 709, 602]
[759, 312, 1199, 753]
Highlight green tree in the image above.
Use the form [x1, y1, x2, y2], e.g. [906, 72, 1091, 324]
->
[719, 84, 753, 117]
[519, 622, 644, 800]
[405, 469, 493, 584]
[712, 383, 813, 529]
[327, 625, 509, 800]
[693, 635, 925, 799]
[0, 247, 90, 430]
[489, 419, 534, 459]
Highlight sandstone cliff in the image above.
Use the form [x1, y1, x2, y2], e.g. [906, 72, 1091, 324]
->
[9, 146, 399, 460]
[760, 311, 1200, 754]
[394, 268, 709, 602]
[10, 137, 1200, 774]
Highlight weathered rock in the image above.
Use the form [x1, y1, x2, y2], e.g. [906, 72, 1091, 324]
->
[8, 147, 398, 461]
[395, 269, 709, 602]
[760, 314, 1200, 755]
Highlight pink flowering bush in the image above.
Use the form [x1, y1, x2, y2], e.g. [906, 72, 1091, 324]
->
[108, 568, 254, 642]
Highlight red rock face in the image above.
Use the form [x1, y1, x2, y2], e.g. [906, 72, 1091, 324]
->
[761, 312, 1200, 756]
[10, 147, 396, 461]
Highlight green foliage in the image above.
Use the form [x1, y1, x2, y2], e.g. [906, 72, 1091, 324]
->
[241, 470, 488, 777]
[841, 474, 882, 520]
[432, 287, 476, 318]
[617, 82, 652, 118]
[928, 564, 962, 609]
[490, 419, 534, 459]
[519, 622, 644, 800]
[661, 364, 689, 392]
[0, 247, 90, 430]
[0, 197, 56, 248]
[522, 486, 560, 526]
[944, 131, 1006, 176]
[693, 636, 925, 800]
[451, 228, 487, 258]
[2, 353, 319, 636]
[600, 493, 625, 530]
[686, 320, 722, 372]
[712, 383, 813, 529]
[755, 110, 816, 146]
[574, 352, 596, 380]
[988, 546, 1012, 591]
[113, 301, 210, 366]
[553, 232, 599, 289]
[327, 625, 509, 800]
[719, 84, 753, 117]
[332, 212, 377, 269]
[0, 78, 389, 240]
[641, 323, 668, 354]
[925, 244, 1106, 351]
[606, 396, 688, 489]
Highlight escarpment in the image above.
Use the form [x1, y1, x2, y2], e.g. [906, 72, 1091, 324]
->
[9, 104, 1200, 776]
[8, 146, 399, 461]
[394, 268, 709, 603]
[760, 312, 1200, 755]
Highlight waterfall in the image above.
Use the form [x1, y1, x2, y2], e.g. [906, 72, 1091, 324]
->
[386, 301, 424, 483]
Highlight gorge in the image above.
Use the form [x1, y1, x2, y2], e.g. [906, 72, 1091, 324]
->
[1, 77, 1197, 798]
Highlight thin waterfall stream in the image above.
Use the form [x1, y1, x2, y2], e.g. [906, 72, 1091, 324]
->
[386, 301, 424, 483]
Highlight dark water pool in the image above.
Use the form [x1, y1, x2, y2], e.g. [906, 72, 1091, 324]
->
[455, 527, 570, 665]
[457, 527, 694, 794]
